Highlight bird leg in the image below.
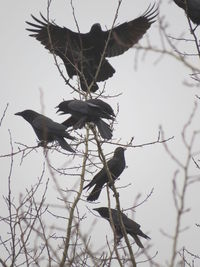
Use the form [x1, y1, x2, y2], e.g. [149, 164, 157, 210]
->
[38, 140, 49, 148]
[109, 183, 120, 198]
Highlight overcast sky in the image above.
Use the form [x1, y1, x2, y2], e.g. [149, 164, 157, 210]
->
[1, 0, 200, 265]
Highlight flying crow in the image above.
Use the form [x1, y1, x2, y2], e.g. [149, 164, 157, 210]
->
[15, 109, 75, 152]
[26, 5, 157, 92]
[56, 99, 115, 140]
[83, 147, 126, 201]
[93, 207, 150, 248]
[173, 0, 200, 25]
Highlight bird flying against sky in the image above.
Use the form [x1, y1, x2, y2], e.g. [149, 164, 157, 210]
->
[26, 4, 157, 92]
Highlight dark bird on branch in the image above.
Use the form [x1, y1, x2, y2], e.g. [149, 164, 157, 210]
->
[26, 4, 157, 92]
[56, 99, 115, 140]
[173, 0, 200, 25]
[83, 147, 126, 201]
[15, 110, 76, 152]
[93, 207, 150, 248]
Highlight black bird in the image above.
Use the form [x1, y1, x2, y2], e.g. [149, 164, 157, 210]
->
[26, 5, 157, 92]
[173, 0, 200, 25]
[93, 207, 150, 248]
[15, 110, 75, 152]
[56, 99, 115, 140]
[83, 147, 126, 201]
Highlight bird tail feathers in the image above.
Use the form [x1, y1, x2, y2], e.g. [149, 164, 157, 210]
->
[62, 117, 78, 128]
[131, 235, 144, 249]
[56, 137, 75, 153]
[96, 119, 112, 139]
[139, 231, 151, 240]
[63, 132, 76, 141]
[80, 78, 98, 93]
[129, 231, 150, 249]
[86, 184, 103, 201]
[97, 60, 115, 81]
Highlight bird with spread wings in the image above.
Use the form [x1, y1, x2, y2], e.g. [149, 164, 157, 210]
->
[26, 4, 157, 92]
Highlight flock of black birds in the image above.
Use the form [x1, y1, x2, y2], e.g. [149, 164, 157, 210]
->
[15, 1, 200, 249]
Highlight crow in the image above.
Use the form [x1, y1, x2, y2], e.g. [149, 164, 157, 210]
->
[26, 5, 157, 92]
[93, 207, 150, 248]
[83, 147, 126, 201]
[173, 0, 200, 25]
[15, 109, 75, 152]
[56, 99, 115, 140]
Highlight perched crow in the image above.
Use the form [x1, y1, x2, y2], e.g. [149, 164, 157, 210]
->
[56, 99, 115, 140]
[83, 147, 126, 201]
[173, 0, 200, 25]
[15, 110, 75, 152]
[26, 5, 157, 92]
[93, 207, 150, 248]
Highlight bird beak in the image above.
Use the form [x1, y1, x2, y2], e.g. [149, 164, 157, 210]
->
[93, 208, 98, 211]
[15, 112, 21, 116]
[55, 106, 63, 114]
[56, 110, 65, 115]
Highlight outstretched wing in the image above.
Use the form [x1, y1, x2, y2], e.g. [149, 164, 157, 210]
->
[105, 4, 157, 57]
[173, 0, 185, 9]
[26, 14, 87, 77]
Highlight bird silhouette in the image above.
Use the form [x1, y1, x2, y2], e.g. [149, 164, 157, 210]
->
[173, 0, 200, 25]
[56, 99, 115, 140]
[84, 147, 126, 201]
[15, 110, 75, 152]
[26, 5, 157, 92]
[94, 207, 150, 248]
